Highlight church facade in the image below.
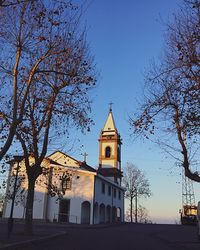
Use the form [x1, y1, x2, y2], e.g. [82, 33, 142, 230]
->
[3, 109, 124, 224]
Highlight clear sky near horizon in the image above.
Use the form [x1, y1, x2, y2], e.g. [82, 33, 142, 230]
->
[62, 0, 200, 224]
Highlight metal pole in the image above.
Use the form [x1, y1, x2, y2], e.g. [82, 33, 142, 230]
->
[8, 156, 22, 238]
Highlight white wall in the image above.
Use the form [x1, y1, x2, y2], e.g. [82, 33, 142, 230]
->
[3, 158, 50, 220]
[94, 176, 124, 223]
[46, 168, 95, 224]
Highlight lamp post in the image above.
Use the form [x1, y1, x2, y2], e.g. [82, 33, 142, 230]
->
[8, 156, 23, 238]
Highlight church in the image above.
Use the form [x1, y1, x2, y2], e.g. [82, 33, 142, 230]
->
[3, 108, 125, 224]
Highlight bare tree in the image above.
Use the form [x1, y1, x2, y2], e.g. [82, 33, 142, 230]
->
[0, 0, 90, 161]
[0, 0, 32, 7]
[0, 2, 31, 161]
[123, 163, 151, 223]
[137, 205, 150, 223]
[0, 192, 5, 216]
[1, 1, 96, 234]
[129, 0, 200, 182]
[126, 204, 150, 224]
[0, 0, 49, 161]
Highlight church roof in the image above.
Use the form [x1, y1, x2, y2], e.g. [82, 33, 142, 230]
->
[47, 150, 80, 167]
[102, 109, 117, 133]
[80, 162, 96, 172]
[48, 150, 96, 172]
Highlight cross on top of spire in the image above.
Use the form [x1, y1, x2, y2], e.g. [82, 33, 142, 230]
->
[109, 102, 113, 112]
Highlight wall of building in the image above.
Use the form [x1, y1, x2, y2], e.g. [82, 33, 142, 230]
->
[101, 159, 115, 168]
[3, 159, 48, 220]
[94, 176, 124, 223]
[46, 167, 95, 224]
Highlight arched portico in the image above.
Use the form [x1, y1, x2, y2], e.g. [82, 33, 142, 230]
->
[93, 202, 99, 224]
[106, 205, 111, 223]
[117, 207, 121, 222]
[99, 203, 105, 223]
[112, 206, 117, 222]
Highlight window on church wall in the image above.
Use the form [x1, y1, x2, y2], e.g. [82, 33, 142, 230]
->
[114, 176, 118, 184]
[113, 188, 116, 198]
[62, 178, 71, 190]
[60, 173, 72, 194]
[105, 146, 111, 158]
[118, 190, 121, 200]
[101, 182, 105, 194]
[108, 185, 111, 196]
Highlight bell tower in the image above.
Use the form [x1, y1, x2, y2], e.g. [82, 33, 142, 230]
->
[98, 106, 122, 184]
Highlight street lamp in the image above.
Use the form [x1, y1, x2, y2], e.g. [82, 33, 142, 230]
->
[8, 155, 23, 238]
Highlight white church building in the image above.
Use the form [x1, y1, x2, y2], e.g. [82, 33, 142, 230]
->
[3, 108, 125, 224]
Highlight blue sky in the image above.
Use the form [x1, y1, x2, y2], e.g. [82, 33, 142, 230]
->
[64, 0, 200, 224]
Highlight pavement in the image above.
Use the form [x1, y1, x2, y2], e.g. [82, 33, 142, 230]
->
[0, 219, 120, 250]
[0, 219, 67, 249]
[0, 220, 199, 250]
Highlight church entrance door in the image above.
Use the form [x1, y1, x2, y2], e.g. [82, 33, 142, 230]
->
[81, 201, 91, 224]
[59, 199, 70, 222]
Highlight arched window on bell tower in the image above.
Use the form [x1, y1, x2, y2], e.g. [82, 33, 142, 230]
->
[105, 146, 111, 158]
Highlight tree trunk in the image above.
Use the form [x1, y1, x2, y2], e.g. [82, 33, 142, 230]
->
[24, 178, 36, 235]
[135, 193, 138, 223]
[174, 106, 200, 182]
[0, 124, 17, 161]
[130, 197, 133, 223]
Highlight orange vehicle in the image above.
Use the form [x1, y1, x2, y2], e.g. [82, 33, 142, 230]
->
[180, 205, 197, 225]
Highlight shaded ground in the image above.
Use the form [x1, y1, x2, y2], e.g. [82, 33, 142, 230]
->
[0, 221, 200, 250]
[0, 220, 66, 249]
[58, 223, 200, 250]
